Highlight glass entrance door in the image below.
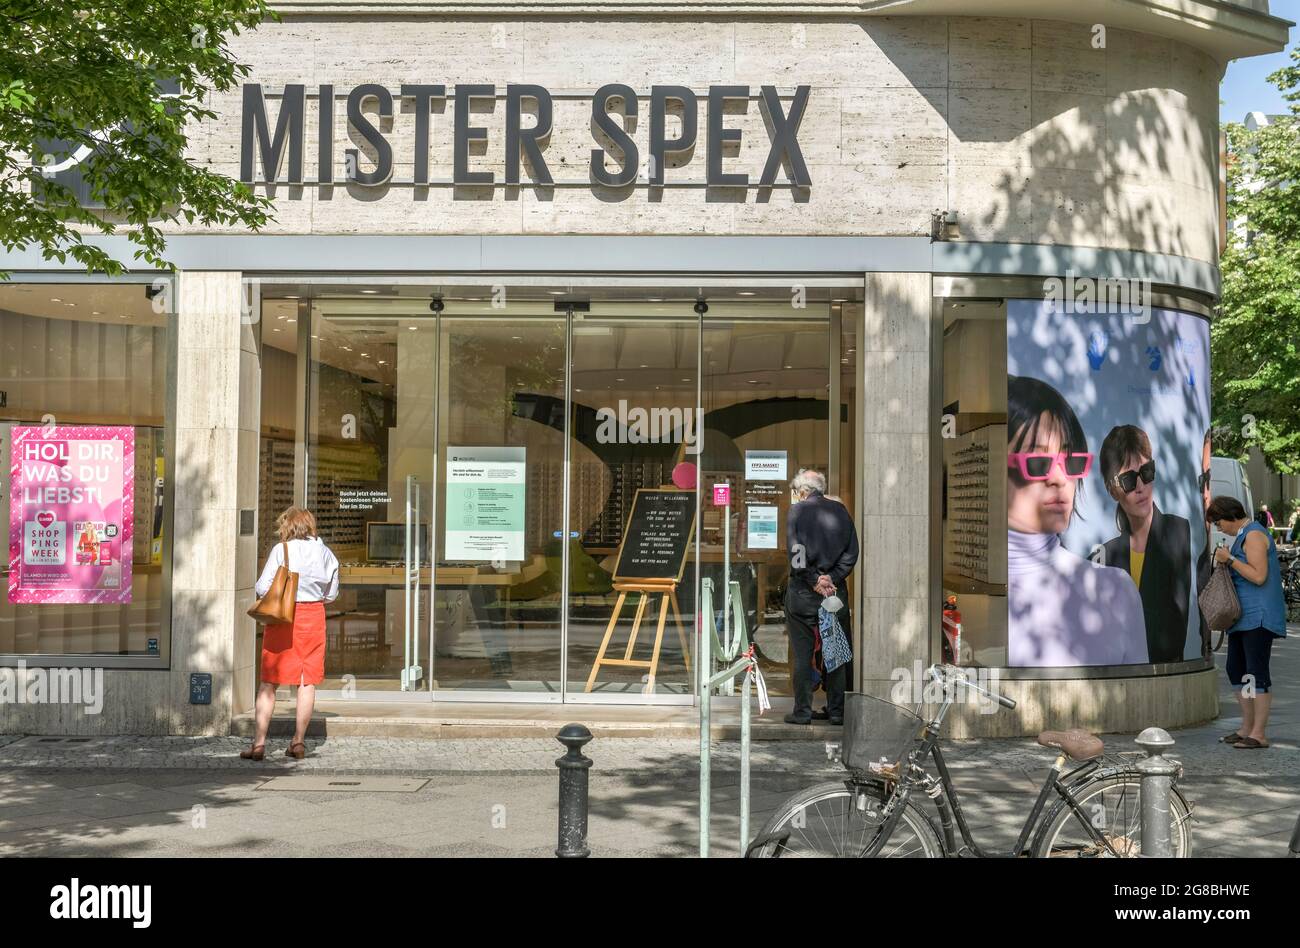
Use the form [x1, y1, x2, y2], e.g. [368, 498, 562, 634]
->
[565, 309, 700, 699]
[430, 308, 567, 693]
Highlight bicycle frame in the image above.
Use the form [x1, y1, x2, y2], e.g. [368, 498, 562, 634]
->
[861, 672, 1129, 858]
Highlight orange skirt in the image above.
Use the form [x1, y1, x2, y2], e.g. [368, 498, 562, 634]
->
[261, 601, 326, 686]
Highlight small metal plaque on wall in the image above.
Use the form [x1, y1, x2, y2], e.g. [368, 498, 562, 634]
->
[189, 673, 212, 705]
[240, 509, 256, 536]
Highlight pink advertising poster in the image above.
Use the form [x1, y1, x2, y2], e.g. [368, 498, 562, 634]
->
[8, 426, 134, 604]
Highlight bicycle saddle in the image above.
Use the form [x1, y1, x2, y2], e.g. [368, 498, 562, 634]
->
[1036, 729, 1104, 761]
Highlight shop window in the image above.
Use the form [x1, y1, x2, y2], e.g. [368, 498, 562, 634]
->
[0, 283, 173, 662]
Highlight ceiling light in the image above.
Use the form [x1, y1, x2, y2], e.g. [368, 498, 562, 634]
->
[737, 291, 756, 296]
[92, 310, 103, 315]
[359, 289, 379, 295]
[49, 297, 61, 303]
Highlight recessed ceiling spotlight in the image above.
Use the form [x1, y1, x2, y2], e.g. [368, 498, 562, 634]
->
[49, 297, 62, 303]
[359, 289, 379, 294]
[738, 291, 756, 296]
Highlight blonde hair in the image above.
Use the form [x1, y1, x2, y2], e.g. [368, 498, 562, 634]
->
[276, 507, 317, 542]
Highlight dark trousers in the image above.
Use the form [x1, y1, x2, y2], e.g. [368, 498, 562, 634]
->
[786, 581, 847, 719]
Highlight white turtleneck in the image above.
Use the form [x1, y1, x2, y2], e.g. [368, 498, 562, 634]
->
[1007, 529, 1149, 667]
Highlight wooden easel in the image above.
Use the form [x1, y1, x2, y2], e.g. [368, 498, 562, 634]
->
[584, 578, 690, 693]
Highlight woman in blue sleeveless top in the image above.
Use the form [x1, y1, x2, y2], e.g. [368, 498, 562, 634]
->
[1208, 496, 1288, 749]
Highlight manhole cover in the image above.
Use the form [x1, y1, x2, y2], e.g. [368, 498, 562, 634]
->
[257, 776, 429, 793]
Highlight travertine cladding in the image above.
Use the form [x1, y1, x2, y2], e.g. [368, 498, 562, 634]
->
[185, 15, 1223, 262]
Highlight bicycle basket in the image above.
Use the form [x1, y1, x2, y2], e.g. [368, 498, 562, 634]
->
[841, 692, 925, 774]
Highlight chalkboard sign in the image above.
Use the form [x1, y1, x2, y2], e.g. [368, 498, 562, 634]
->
[189, 673, 212, 706]
[612, 489, 697, 583]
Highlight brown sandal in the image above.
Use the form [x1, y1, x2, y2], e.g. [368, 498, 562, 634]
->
[285, 742, 307, 759]
[1233, 737, 1270, 749]
[239, 744, 265, 761]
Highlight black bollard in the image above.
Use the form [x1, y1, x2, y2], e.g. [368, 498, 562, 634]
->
[555, 723, 593, 858]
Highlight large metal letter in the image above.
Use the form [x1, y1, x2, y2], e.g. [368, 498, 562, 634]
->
[590, 84, 639, 187]
[402, 84, 446, 185]
[240, 83, 305, 184]
[758, 85, 812, 188]
[346, 84, 394, 186]
[707, 85, 749, 188]
[455, 84, 496, 185]
[506, 84, 554, 185]
[649, 86, 697, 186]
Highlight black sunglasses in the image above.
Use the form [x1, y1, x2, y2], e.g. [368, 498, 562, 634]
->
[1198, 470, 1212, 491]
[1112, 459, 1156, 494]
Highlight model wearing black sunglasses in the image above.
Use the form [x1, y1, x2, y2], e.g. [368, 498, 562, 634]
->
[1111, 458, 1156, 494]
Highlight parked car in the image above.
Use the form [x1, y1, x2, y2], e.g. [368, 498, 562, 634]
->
[1209, 456, 1255, 551]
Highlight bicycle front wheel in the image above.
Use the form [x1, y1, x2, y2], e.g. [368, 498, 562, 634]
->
[1032, 774, 1193, 857]
[748, 781, 944, 858]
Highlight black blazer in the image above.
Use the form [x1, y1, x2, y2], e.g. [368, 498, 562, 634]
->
[1099, 505, 1192, 664]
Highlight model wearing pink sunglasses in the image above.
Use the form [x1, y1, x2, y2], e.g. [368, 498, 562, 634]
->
[1007, 451, 1094, 481]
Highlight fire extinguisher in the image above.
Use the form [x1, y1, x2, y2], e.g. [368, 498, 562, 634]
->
[941, 595, 962, 665]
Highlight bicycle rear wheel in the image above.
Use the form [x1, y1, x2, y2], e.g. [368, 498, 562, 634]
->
[748, 780, 943, 858]
[1032, 774, 1193, 857]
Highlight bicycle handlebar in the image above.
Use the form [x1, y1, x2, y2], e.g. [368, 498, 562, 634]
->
[928, 663, 1017, 710]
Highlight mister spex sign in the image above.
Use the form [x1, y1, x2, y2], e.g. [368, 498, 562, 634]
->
[240, 83, 812, 189]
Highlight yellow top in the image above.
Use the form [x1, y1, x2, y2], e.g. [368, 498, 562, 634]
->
[1129, 550, 1145, 591]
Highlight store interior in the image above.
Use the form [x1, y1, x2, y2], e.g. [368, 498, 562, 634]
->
[257, 280, 862, 700]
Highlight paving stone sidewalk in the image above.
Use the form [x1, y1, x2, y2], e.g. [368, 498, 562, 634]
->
[1, 635, 1295, 857]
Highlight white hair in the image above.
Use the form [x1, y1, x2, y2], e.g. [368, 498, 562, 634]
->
[790, 469, 826, 497]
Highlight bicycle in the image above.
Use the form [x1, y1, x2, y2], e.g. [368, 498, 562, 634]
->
[1281, 548, 1300, 623]
[747, 664, 1193, 858]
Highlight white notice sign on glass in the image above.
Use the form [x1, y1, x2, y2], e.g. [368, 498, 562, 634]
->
[747, 505, 778, 550]
[445, 446, 526, 561]
[744, 450, 787, 481]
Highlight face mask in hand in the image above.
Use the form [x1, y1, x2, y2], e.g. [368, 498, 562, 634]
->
[821, 594, 843, 613]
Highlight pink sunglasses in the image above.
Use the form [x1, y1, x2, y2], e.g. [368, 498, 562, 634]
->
[1007, 452, 1093, 481]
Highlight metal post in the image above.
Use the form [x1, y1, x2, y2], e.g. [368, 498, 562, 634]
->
[1134, 727, 1177, 858]
[740, 667, 751, 855]
[699, 587, 712, 858]
[555, 724, 593, 858]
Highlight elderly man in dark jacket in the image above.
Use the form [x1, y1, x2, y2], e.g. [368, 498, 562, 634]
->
[784, 468, 859, 725]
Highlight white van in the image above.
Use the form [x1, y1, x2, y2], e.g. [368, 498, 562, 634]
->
[1209, 456, 1254, 551]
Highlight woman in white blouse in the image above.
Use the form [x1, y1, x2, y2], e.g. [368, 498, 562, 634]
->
[242, 508, 340, 761]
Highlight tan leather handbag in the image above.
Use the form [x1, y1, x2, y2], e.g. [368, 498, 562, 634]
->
[248, 541, 298, 625]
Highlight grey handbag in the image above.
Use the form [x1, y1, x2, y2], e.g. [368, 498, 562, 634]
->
[1198, 561, 1241, 634]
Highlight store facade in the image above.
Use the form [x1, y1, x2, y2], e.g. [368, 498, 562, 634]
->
[0, 1, 1288, 736]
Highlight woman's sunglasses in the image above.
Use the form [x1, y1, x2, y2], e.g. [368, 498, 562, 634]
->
[1007, 452, 1093, 481]
[1111, 459, 1156, 494]
[1198, 471, 1212, 491]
